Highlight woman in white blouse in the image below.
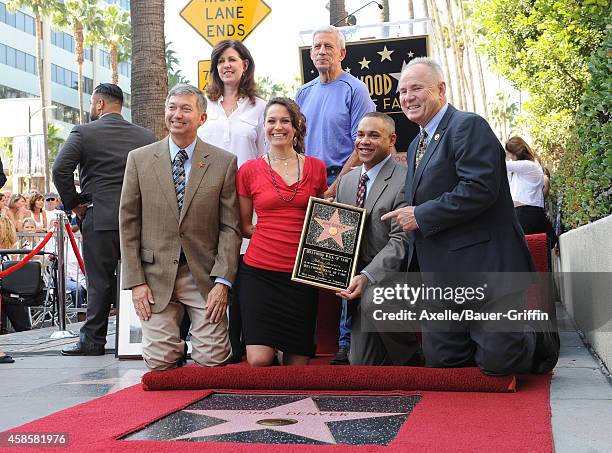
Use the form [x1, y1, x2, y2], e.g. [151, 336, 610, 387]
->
[197, 40, 266, 363]
[198, 39, 266, 167]
[505, 136, 557, 248]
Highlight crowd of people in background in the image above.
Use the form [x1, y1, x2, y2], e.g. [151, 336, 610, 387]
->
[0, 189, 63, 235]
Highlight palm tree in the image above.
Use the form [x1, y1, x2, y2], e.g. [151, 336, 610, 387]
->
[52, 0, 103, 124]
[380, 0, 390, 37]
[166, 41, 189, 88]
[427, 0, 454, 105]
[457, 0, 476, 112]
[406, 0, 414, 35]
[94, 4, 130, 85]
[130, 0, 167, 139]
[329, 0, 347, 26]
[7, 0, 60, 192]
[443, 0, 465, 110]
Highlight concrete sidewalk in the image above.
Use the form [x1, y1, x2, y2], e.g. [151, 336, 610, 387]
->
[1, 305, 611, 451]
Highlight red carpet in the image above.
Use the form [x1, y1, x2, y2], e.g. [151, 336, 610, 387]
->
[142, 365, 516, 393]
[1, 375, 552, 452]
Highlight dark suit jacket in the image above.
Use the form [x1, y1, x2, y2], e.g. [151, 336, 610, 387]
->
[52, 113, 156, 231]
[406, 105, 534, 297]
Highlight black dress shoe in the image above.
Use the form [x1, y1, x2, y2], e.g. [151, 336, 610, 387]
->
[0, 354, 14, 364]
[531, 329, 560, 374]
[330, 347, 350, 365]
[61, 343, 105, 356]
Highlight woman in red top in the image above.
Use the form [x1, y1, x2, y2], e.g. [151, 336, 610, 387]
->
[237, 97, 327, 367]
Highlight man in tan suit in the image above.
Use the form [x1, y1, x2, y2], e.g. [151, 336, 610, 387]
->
[119, 84, 241, 370]
[335, 112, 419, 366]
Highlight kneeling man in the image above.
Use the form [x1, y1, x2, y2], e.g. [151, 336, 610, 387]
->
[119, 84, 241, 370]
[336, 112, 419, 366]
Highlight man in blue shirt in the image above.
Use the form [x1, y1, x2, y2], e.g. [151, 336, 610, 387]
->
[296, 25, 376, 365]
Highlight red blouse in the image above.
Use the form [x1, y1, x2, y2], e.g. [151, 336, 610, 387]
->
[237, 155, 328, 273]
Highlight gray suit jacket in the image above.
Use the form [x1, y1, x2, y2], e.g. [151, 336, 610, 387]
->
[336, 157, 408, 282]
[52, 113, 156, 231]
[119, 136, 241, 312]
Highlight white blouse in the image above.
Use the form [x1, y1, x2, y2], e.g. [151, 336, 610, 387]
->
[506, 160, 544, 208]
[197, 95, 267, 168]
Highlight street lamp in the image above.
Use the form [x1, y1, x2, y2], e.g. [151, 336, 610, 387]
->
[28, 104, 57, 191]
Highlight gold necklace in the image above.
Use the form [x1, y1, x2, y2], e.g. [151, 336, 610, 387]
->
[269, 153, 295, 178]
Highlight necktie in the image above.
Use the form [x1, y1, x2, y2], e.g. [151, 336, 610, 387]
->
[172, 149, 188, 211]
[356, 172, 369, 208]
[415, 128, 428, 169]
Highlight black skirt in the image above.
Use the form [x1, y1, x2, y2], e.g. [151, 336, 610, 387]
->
[515, 205, 558, 248]
[238, 261, 318, 357]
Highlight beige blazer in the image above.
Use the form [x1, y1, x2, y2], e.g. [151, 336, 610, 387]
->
[336, 157, 408, 283]
[119, 136, 241, 312]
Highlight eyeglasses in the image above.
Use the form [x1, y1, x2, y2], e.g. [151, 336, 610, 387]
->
[45, 198, 56, 201]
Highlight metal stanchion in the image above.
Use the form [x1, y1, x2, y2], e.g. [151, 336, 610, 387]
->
[50, 213, 78, 339]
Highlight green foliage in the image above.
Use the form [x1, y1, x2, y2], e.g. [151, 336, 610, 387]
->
[46, 123, 65, 169]
[165, 41, 190, 88]
[474, 0, 609, 157]
[0, 138, 13, 170]
[256, 76, 300, 101]
[488, 91, 518, 141]
[552, 19, 612, 229]
[6, 0, 59, 18]
[476, 0, 611, 228]
[52, 0, 104, 40]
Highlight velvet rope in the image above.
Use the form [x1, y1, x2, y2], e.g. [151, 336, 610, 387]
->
[64, 222, 85, 275]
[0, 225, 56, 278]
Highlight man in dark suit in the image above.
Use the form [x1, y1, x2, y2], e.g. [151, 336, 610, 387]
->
[335, 112, 419, 366]
[53, 83, 156, 356]
[383, 58, 555, 375]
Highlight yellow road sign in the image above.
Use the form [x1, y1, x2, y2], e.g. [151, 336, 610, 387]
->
[180, 0, 272, 48]
[198, 60, 211, 91]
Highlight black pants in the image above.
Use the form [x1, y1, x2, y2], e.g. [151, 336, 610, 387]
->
[1, 305, 31, 332]
[421, 291, 536, 376]
[80, 211, 120, 347]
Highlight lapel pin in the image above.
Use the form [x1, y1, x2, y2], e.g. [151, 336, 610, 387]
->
[199, 162, 206, 168]
[434, 133, 440, 141]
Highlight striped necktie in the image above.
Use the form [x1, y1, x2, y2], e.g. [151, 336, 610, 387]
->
[356, 172, 369, 208]
[172, 149, 188, 211]
[415, 128, 428, 169]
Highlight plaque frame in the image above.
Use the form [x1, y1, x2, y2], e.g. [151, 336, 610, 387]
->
[292, 197, 366, 292]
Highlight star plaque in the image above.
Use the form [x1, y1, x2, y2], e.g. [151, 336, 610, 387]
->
[122, 393, 421, 445]
[292, 197, 365, 291]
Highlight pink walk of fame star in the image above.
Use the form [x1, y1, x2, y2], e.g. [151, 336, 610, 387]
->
[314, 209, 355, 248]
[172, 397, 406, 444]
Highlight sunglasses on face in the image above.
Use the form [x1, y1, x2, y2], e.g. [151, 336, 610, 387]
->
[45, 198, 56, 201]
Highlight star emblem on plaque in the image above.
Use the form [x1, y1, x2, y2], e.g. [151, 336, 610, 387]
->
[292, 198, 365, 291]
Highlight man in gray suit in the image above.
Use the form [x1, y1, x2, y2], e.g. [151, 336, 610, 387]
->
[53, 83, 156, 356]
[335, 112, 419, 366]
